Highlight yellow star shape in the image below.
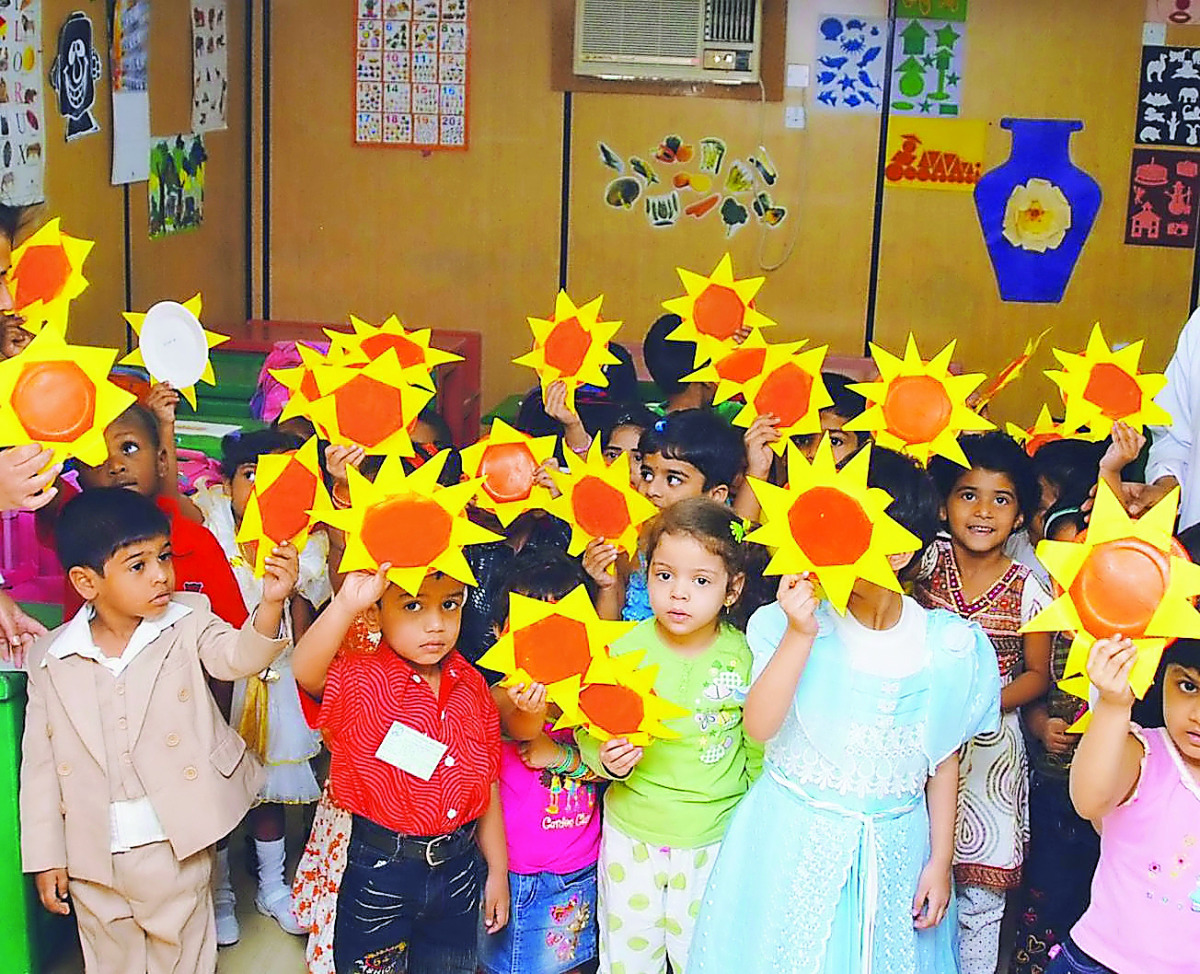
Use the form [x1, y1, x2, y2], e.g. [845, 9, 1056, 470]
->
[514, 291, 622, 412]
[325, 314, 463, 391]
[7, 218, 93, 335]
[1045, 323, 1170, 442]
[732, 342, 832, 453]
[459, 418, 558, 526]
[746, 440, 922, 613]
[661, 252, 776, 370]
[548, 439, 659, 558]
[323, 451, 502, 594]
[1023, 478, 1200, 730]
[234, 437, 333, 576]
[847, 335, 994, 466]
[121, 294, 230, 409]
[0, 325, 135, 466]
[1006, 405, 1069, 456]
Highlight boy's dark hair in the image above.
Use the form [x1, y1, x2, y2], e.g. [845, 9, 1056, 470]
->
[56, 487, 171, 573]
[643, 314, 698, 397]
[116, 403, 162, 451]
[867, 447, 941, 571]
[0, 203, 34, 243]
[219, 428, 304, 479]
[930, 431, 1040, 520]
[1031, 437, 1105, 501]
[414, 405, 454, 449]
[822, 372, 867, 421]
[492, 547, 587, 631]
[600, 403, 659, 448]
[637, 408, 744, 491]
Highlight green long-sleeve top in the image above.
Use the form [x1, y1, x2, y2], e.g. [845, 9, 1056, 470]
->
[576, 618, 763, 849]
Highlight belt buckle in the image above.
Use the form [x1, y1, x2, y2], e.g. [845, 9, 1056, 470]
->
[425, 832, 450, 867]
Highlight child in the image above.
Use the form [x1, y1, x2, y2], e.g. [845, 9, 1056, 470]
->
[917, 431, 1052, 974]
[191, 428, 333, 934]
[292, 565, 509, 973]
[688, 447, 1003, 973]
[644, 314, 732, 417]
[600, 402, 658, 471]
[19, 488, 298, 974]
[577, 497, 761, 974]
[0, 202, 35, 358]
[479, 548, 603, 974]
[1045, 635, 1200, 973]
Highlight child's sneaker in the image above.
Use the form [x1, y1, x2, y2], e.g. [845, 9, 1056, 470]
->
[254, 837, 305, 935]
[212, 846, 239, 946]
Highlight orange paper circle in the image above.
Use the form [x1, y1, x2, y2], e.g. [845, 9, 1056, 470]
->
[572, 476, 631, 540]
[543, 316, 590, 374]
[1024, 431, 1064, 457]
[14, 244, 71, 308]
[299, 370, 321, 401]
[512, 614, 592, 685]
[578, 683, 645, 738]
[693, 284, 745, 339]
[12, 360, 95, 442]
[1083, 362, 1143, 420]
[715, 346, 766, 384]
[479, 442, 537, 503]
[258, 460, 318, 542]
[882, 374, 952, 444]
[1068, 537, 1172, 639]
[788, 487, 873, 567]
[754, 362, 814, 429]
[361, 333, 425, 369]
[335, 374, 405, 448]
[362, 495, 452, 570]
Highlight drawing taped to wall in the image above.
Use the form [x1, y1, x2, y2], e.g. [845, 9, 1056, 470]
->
[148, 133, 206, 238]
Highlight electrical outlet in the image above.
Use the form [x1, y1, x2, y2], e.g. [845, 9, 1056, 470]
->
[786, 63, 810, 88]
[785, 106, 806, 129]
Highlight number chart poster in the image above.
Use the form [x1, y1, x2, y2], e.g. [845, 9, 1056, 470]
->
[354, 0, 469, 150]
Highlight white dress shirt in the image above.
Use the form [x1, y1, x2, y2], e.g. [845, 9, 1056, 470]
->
[1147, 305, 1200, 530]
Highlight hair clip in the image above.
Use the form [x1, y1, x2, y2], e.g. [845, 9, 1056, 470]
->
[654, 417, 668, 433]
[730, 518, 748, 543]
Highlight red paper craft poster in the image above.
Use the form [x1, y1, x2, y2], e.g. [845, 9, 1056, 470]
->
[354, 0, 469, 150]
[1125, 148, 1200, 248]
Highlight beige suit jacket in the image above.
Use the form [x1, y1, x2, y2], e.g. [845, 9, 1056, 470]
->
[19, 592, 287, 886]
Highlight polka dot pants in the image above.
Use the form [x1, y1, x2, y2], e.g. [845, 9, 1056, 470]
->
[596, 821, 720, 974]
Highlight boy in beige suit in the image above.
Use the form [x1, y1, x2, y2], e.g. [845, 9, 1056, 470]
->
[20, 487, 300, 974]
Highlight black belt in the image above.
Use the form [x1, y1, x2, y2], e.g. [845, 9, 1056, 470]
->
[351, 814, 477, 867]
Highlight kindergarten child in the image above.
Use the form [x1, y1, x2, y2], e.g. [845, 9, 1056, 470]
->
[577, 497, 762, 974]
[688, 447, 1003, 973]
[19, 488, 298, 974]
[916, 431, 1052, 974]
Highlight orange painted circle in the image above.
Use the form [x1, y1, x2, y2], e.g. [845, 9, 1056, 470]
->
[513, 615, 593, 685]
[882, 374, 953, 444]
[335, 374, 405, 448]
[299, 370, 321, 401]
[361, 333, 425, 369]
[693, 284, 745, 339]
[578, 683, 645, 738]
[754, 362, 814, 429]
[12, 360, 95, 442]
[1068, 537, 1172, 639]
[1084, 362, 1143, 420]
[362, 495, 452, 569]
[572, 476, 631, 539]
[13, 244, 71, 308]
[543, 317, 590, 375]
[479, 441, 537, 503]
[257, 459, 317, 542]
[788, 487, 873, 567]
[715, 347, 766, 384]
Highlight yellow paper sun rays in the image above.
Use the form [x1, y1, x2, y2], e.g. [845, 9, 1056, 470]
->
[548, 440, 659, 558]
[122, 294, 230, 409]
[684, 327, 772, 406]
[234, 438, 333, 576]
[514, 291, 622, 411]
[847, 335, 993, 466]
[731, 342, 832, 453]
[1045, 323, 1170, 441]
[975, 327, 1051, 410]
[325, 314, 463, 389]
[1006, 405, 1068, 455]
[746, 441, 922, 613]
[0, 326, 136, 466]
[8, 218, 93, 335]
[323, 451, 502, 594]
[271, 342, 337, 425]
[459, 418, 558, 526]
[662, 253, 776, 370]
[1022, 480, 1200, 731]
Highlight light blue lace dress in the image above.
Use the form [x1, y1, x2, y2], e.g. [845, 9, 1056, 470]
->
[688, 597, 1001, 974]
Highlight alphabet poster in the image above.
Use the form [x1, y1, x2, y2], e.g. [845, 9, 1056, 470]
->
[1134, 46, 1200, 148]
[354, 0, 470, 150]
[0, 0, 46, 204]
[110, 0, 151, 184]
[1125, 148, 1200, 248]
[50, 11, 102, 142]
[814, 15, 886, 112]
[889, 19, 966, 117]
[191, 1, 228, 132]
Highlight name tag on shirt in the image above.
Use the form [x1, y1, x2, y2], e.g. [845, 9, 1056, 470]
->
[375, 722, 448, 781]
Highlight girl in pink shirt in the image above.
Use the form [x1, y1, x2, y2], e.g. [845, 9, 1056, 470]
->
[1047, 635, 1200, 973]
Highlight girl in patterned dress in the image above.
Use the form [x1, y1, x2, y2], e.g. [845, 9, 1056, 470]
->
[916, 432, 1053, 974]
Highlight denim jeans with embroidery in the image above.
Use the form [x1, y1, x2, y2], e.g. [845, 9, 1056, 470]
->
[477, 865, 598, 974]
[1045, 937, 1118, 974]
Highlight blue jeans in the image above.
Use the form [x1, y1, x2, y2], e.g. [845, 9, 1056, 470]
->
[1045, 938, 1117, 974]
[478, 865, 598, 974]
[334, 827, 482, 974]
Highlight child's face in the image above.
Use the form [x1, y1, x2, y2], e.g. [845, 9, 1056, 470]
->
[602, 424, 643, 468]
[1163, 663, 1200, 766]
[648, 531, 741, 644]
[795, 410, 861, 465]
[228, 461, 256, 523]
[1029, 475, 1058, 543]
[944, 467, 1022, 555]
[370, 572, 466, 670]
[78, 418, 164, 497]
[639, 452, 727, 508]
[70, 534, 176, 620]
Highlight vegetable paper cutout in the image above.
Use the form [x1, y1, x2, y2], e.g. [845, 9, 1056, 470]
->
[974, 328, 1051, 409]
[513, 291, 622, 412]
[730, 341, 832, 454]
[8, 219, 94, 336]
[459, 418, 557, 526]
[122, 293, 229, 409]
[548, 440, 658, 558]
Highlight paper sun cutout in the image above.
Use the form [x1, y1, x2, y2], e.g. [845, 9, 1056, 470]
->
[271, 342, 337, 425]
[459, 418, 557, 526]
[234, 437, 332, 576]
[7, 218, 93, 335]
[325, 314, 463, 389]
[549, 440, 658, 558]
[1006, 405, 1068, 456]
[514, 291, 622, 411]
[323, 451, 502, 594]
[1023, 479, 1200, 731]
[731, 342, 832, 453]
[476, 585, 636, 705]
[122, 294, 229, 409]
[0, 325, 135, 465]
[661, 253, 776, 370]
[745, 441, 922, 613]
[684, 328, 771, 405]
[847, 335, 994, 466]
[975, 328, 1051, 410]
[1045, 323, 1170, 442]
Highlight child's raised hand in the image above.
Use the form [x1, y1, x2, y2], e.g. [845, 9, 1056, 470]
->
[582, 537, 619, 589]
[35, 868, 70, 916]
[517, 732, 562, 770]
[743, 414, 781, 480]
[260, 542, 300, 604]
[146, 382, 180, 427]
[911, 859, 950, 930]
[0, 590, 46, 668]
[1086, 636, 1137, 709]
[533, 459, 562, 497]
[599, 737, 643, 777]
[325, 444, 366, 486]
[336, 565, 391, 614]
[506, 681, 548, 718]
[1100, 422, 1146, 476]
[0, 444, 59, 512]
[543, 379, 580, 427]
[777, 573, 819, 637]
[482, 868, 510, 934]
[732, 323, 752, 345]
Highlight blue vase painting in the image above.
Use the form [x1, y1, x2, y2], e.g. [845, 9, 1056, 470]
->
[973, 119, 1102, 303]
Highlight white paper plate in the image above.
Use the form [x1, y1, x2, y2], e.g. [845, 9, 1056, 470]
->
[139, 300, 208, 389]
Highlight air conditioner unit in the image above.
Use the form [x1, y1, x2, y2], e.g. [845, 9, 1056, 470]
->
[574, 0, 763, 85]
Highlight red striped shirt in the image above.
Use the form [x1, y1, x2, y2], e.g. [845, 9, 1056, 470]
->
[310, 646, 500, 836]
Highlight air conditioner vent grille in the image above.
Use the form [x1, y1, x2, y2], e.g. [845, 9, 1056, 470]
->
[580, 0, 702, 60]
[704, 0, 756, 43]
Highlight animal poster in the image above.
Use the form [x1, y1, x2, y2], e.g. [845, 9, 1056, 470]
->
[191, 1, 228, 132]
[110, 0, 151, 183]
[814, 15, 887, 112]
[883, 118, 985, 191]
[1146, 0, 1198, 25]
[50, 11, 102, 142]
[1135, 46, 1200, 148]
[1125, 148, 1200, 248]
[354, 0, 470, 150]
[148, 133, 206, 238]
[890, 19, 966, 117]
[897, 0, 968, 21]
[0, 0, 46, 204]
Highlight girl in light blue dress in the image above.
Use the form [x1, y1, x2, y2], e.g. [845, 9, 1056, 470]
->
[688, 448, 1002, 974]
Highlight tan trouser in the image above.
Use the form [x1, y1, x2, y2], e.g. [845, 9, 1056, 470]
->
[69, 841, 216, 974]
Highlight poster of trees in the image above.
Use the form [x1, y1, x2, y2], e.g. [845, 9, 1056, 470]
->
[148, 132, 207, 237]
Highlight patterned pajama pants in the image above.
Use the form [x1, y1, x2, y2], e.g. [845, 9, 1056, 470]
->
[959, 883, 1007, 974]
